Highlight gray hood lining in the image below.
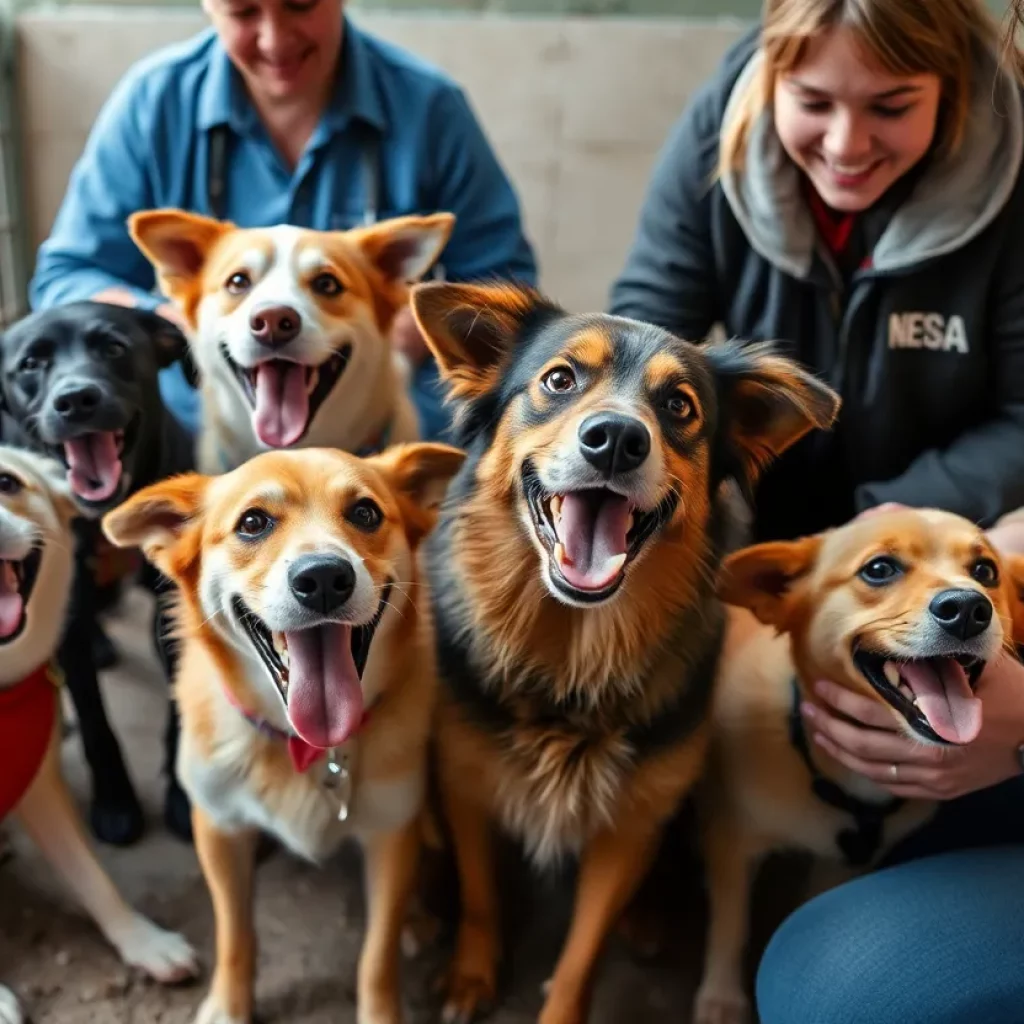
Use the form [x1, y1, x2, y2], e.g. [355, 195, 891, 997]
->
[720, 41, 1024, 279]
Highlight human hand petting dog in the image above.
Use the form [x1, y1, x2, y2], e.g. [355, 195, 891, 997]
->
[390, 303, 431, 366]
[806, 500, 1024, 800]
[803, 654, 1024, 801]
[91, 286, 188, 334]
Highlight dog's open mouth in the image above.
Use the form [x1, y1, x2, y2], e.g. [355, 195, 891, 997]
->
[0, 546, 42, 646]
[231, 582, 391, 749]
[221, 344, 352, 449]
[854, 649, 985, 746]
[53, 414, 139, 506]
[523, 462, 677, 604]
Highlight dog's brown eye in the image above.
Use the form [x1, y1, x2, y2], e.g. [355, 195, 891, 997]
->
[0, 473, 22, 495]
[347, 498, 383, 532]
[236, 508, 273, 538]
[971, 558, 1000, 587]
[105, 340, 128, 359]
[226, 271, 252, 295]
[542, 367, 576, 394]
[859, 556, 903, 586]
[18, 355, 42, 373]
[666, 393, 694, 420]
[311, 272, 344, 297]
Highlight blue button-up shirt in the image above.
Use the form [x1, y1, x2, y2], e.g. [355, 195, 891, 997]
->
[29, 18, 537, 440]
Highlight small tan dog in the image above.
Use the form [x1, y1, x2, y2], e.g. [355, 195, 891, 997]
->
[102, 443, 464, 1024]
[127, 209, 454, 473]
[0, 444, 197, 1024]
[694, 507, 1024, 1024]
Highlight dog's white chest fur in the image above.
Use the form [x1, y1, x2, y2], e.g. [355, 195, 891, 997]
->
[178, 700, 422, 864]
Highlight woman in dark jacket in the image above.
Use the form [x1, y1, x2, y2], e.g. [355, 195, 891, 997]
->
[610, 1, 1024, 1021]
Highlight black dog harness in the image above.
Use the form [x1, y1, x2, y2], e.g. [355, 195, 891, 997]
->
[788, 679, 905, 867]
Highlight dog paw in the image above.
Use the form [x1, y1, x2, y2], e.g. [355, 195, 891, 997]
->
[400, 903, 441, 960]
[164, 780, 194, 844]
[693, 983, 750, 1024]
[114, 914, 200, 984]
[192, 993, 247, 1024]
[0, 986, 23, 1024]
[90, 793, 145, 847]
[440, 969, 495, 1024]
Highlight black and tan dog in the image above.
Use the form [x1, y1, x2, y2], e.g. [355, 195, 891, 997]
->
[408, 281, 841, 1024]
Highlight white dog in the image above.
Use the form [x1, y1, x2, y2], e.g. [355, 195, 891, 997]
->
[0, 444, 199, 1023]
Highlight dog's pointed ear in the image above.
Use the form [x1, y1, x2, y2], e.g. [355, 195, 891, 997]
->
[411, 281, 560, 402]
[707, 341, 841, 501]
[127, 307, 193, 371]
[371, 442, 466, 546]
[128, 209, 232, 309]
[102, 473, 208, 579]
[718, 536, 822, 632]
[351, 213, 455, 284]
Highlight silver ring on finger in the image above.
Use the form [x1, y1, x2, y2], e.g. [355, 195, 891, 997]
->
[890, 763, 899, 782]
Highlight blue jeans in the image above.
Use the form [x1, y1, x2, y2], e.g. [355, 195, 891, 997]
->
[157, 356, 453, 444]
[756, 777, 1024, 1024]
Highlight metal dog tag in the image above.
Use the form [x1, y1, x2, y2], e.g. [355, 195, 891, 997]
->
[323, 749, 352, 822]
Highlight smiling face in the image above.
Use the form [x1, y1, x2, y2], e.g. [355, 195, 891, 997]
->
[101, 443, 463, 748]
[773, 25, 942, 211]
[0, 303, 187, 511]
[203, 0, 345, 108]
[721, 508, 1024, 747]
[129, 210, 453, 451]
[411, 281, 840, 609]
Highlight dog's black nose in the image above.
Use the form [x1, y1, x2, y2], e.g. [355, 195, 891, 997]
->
[929, 588, 993, 641]
[289, 555, 356, 615]
[52, 383, 103, 422]
[250, 305, 302, 347]
[578, 412, 651, 476]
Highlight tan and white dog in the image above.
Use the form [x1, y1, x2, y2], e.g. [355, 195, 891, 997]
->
[127, 209, 454, 474]
[0, 444, 198, 1024]
[694, 508, 1024, 1024]
[102, 443, 464, 1024]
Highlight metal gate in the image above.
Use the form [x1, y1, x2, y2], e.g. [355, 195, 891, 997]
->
[0, 8, 25, 328]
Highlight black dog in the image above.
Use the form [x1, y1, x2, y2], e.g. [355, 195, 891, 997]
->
[0, 301, 195, 845]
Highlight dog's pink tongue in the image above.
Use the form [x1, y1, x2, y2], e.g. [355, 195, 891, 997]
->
[900, 659, 982, 744]
[286, 623, 364, 749]
[0, 561, 23, 639]
[553, 492, 632, 591]
[63, 433, 121, 502]
[253, 362, 310, 449]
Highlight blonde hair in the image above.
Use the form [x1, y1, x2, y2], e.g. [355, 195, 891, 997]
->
[719, 0, 1017, 178]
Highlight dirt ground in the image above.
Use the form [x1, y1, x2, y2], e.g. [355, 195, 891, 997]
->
[0, 586, 796, 1024]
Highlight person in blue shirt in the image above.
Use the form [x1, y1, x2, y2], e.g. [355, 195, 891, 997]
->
[29, 0, 538, 443]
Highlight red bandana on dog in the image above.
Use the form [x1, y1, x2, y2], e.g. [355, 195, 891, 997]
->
[0, 663, 59, 820]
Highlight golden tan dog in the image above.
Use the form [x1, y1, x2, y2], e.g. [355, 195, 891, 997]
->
[695, 507, 1024, 1024]
[102, 444, 464, 1024]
